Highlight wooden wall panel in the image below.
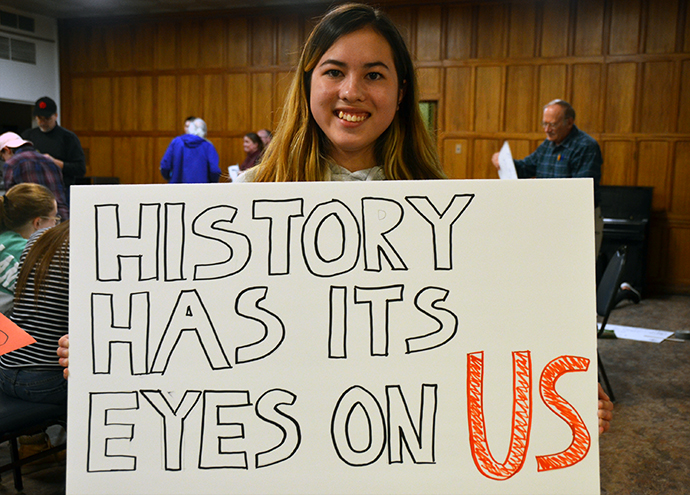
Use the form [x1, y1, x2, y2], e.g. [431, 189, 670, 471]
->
[227, 18, 249, 67]
[537, 65, 567, 122]
[645, 0, 678, 54]
[417, 68, 442, 100]
[679, 61, 690, 133]
[88, 137, 114, 178]
[203, 75, 226, 133]
[178, 21, 201, 69]
[505, 65, 535, 132]
[138, 77, 154, 132]
[571, 64, 603, 133]
[474, 66, 502, 132]
[444, 67, 472, 132]
[113, 137, 134, 184]
[277, 15, 301, 67]
[472, 139, 499, 179]
[601, 140, 635, 185]
[609, 0, 642, 55]
[605, 63, 636, 134]
[638, 141, 670, 210]
[111, 25, 134, 71]
[541, 0, 570, 57]
[508, 3, 537, 58]
[225, 74, 250, 132]
[156, 76, 177, 132]
[442, 139, 468, 179]
[134, 24, 155, 70]
[91, 78, 112, 132]
[70, 78, 90, 132]
[252, 73, 274, 131]
[671, 142, 690, 214]
[574, 0, 604, 56]
[154, 22, 177, 70]
[252, 17, 275, 66]
[200, 19, 226, 68]
[112, 77, 137, 131]
[178, 76, 203, 126]
[476, 4, 507, 59]
[639, 61, 677, 133]
[445, 5, 473, 60]
[416, 5, 442, 61]
[132, 137, 154, 184]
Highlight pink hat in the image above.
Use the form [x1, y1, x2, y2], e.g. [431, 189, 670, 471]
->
[0, 132, 32, 151]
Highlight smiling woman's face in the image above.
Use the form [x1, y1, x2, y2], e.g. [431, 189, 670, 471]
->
[309, 26, 402, 172]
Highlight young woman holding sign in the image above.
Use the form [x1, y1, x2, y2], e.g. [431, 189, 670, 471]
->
[57, 2, 612, 433]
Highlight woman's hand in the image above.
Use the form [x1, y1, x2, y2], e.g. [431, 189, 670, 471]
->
[598, 383, 613, 434]
[57, 334, 69, 379]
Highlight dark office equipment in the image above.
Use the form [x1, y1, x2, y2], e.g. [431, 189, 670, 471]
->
[598, 186, 653, 297]
[596, 246, 627, 402]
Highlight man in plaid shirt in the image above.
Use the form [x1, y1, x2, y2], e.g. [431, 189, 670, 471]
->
[492, 99, 603, 252]
[0, 132, 69, 220]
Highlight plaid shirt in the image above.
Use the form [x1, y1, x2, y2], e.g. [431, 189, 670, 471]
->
[3, 146, 70, 219]
[514, 125, 602, 206]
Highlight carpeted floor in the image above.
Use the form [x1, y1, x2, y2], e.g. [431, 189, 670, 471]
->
[598, 294, 690, 495]
[1, 295, 688, 495]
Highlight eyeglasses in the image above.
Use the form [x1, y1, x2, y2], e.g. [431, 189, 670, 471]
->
[41, 215, 62, 225]
[541, 120, 563, 130]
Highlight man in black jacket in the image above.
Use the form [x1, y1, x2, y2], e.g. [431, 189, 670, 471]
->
[21, 96, 85, 203]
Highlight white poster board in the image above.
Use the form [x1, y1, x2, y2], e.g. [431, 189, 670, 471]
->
[67, 179, 599, 495]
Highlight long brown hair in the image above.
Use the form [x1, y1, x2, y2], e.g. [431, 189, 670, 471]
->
[253, 2, 445, 182]
[0, 183, 55, 233]
[14, 220, 69, 304]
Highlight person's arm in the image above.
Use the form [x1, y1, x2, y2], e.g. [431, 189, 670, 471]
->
[208, 144, 221, 183]
[50, 132, 86, 181]
[3, 163, 16, 191]
[160, 141, 175, 181]
[513, 146, 541, 179]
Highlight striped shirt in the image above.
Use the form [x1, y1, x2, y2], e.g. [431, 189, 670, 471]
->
[0, 228, 69, 369]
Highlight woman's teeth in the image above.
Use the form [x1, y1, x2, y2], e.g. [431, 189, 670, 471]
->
[338, 111, 367, 122]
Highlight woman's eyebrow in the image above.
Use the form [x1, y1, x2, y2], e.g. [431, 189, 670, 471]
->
[318, 59, 391, 71]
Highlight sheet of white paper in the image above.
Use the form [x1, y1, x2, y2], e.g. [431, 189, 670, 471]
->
[228, 164, 240, 182]
[599, 323, 675, 343]
[498, 141, 518, 180]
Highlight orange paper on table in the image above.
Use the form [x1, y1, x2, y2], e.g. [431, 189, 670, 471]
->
[0, 312, 36, 356]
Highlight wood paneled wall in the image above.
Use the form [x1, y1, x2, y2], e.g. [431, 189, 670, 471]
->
[59, 0, 690, 293]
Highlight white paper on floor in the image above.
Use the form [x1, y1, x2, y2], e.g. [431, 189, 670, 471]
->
[599, 323, 675, 343]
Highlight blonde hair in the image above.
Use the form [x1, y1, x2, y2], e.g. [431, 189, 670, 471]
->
[0, 183, 56, 232]
[253, 3, 445, 182]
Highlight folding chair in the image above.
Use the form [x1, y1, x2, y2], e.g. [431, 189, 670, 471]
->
[0, 390, 66, 491]
[596, 245, 627, 402]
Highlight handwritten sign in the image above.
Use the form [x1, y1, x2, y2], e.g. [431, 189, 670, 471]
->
[67, 179, 599, 494]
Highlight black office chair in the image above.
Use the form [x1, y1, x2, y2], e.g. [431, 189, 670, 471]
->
[0, 390, 66, 491]
[596, 245, 627, 402]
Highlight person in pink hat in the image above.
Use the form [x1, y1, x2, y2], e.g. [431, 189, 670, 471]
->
[0, 131, 68, 219]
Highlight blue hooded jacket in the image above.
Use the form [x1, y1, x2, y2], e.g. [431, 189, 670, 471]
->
[160, 134, 220, 183]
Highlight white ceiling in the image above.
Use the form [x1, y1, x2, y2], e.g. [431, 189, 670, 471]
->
[0, 0, 333, 19]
